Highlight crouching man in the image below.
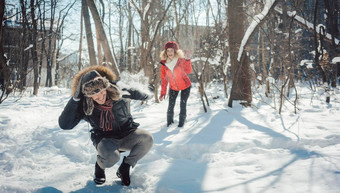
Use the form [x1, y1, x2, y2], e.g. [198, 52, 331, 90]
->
[58, 65, 153, 186]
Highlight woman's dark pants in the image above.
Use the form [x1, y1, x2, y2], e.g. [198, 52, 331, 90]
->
[167, 86, 191, 126]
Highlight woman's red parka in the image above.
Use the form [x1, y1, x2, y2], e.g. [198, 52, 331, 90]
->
[160, 58, 192, 96]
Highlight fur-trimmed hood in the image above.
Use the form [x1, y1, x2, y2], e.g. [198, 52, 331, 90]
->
[71, 65, 120, 116]
[71, 65, 118, 97]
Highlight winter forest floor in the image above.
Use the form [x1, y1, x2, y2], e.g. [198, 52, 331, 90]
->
[0, 82, 339, 193]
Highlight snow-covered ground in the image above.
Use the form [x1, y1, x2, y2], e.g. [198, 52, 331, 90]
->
[0, 82, 339, 193]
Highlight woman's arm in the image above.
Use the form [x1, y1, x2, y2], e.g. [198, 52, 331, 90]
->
[182, 59, 192, 74]
[160, 65, 169, 96]
[58, 98, 84, 130]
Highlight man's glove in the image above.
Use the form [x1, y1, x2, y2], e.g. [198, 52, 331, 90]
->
[122, 88, 149, 100]
[159, 93, 165, 101]
[74, 75, 84, 100]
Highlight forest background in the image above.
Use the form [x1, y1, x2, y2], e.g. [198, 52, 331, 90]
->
[0, 1, 339, 192]
[0, 0, 339, 111]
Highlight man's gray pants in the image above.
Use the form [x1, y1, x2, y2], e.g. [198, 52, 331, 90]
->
[96, 129, 153, 169]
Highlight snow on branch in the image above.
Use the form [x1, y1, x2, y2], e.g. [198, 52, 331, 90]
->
[237, 0, 277, 62]
[275, 7, 339, 45]
[332, 57, 340, 64]
[143, 2, 151, 21]
[56, 51, 79, 62]
[24, 44, 33, 52]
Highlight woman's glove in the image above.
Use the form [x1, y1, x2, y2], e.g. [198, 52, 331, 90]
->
[159, 93, 166, 101]
[184, 50, 192, 60]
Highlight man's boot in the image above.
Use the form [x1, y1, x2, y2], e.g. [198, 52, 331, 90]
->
[116, 156, 131, 186]
[94, 162, 106, 184]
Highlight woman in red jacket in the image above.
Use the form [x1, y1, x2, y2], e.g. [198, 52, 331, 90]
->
[159, 41, 192, 127]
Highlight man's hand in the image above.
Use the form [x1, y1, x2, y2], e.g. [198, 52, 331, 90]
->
[74, 75, 84, 100]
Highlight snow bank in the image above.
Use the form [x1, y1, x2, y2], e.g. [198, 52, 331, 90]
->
[0, 83, 339, 193]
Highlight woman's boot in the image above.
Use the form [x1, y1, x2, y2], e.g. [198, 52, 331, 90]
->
[178, 114, 186, 127]
[167, 112, 174, 127]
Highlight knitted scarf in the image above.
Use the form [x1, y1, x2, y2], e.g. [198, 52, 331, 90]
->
[94, 98, 114, 131]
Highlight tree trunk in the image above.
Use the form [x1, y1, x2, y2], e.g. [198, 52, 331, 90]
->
[78, 6, 83, 70]
[0, 0, 5, 68]
[313, 0, 327, 84]
[19, 0, 30, 89]
[82, 0, 97, 66]
[31, 0, 39, 95]
[107, 2, 118, 71]
[0, 0, 10, 102]
[173, 0, 180, 38]
[38, 1, 46, 86]
[323, 0, 339, 88]
[261, 31, 270, 96]
[38, 1, 47, 86]
[127, 2, 133, 72]
[45, 0, 56, 87]
[140, 0, 152, 79]
[118, 0, 125, 71]
[227, 0, 252, 107]
[96, 28, 103, 65]
[87, 0, 119, 76]
[0, 0, 7, 80]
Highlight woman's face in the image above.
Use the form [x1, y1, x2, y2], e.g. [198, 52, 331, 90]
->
[166, 48, 175, 60]
[91, 89, 107, 104]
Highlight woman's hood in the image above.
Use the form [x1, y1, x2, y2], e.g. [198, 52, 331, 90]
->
[71, 65, 118, 96]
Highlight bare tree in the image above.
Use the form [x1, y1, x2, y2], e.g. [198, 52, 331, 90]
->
[87, 0, 119, 75]
[126, 1, 133, 72]
[45, 0, 57, 87]
[323, 0, 339, 88]
[117, 0, 125, 71]
[37, 0, 46, 86]
[279, 11, 296, 114]
[78, 4, 84, 71]
[0, 0, 11, 103]
[130, 0, 172, 81]
[82, 0, 97, 66]
[30, 0, 39, 95]
[260, 29, 270, 96]
[96, 0, 105, 66]
[54, 1, 77, 86]
[18, 0, 30, 89]
[106, 2, 118, 72]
